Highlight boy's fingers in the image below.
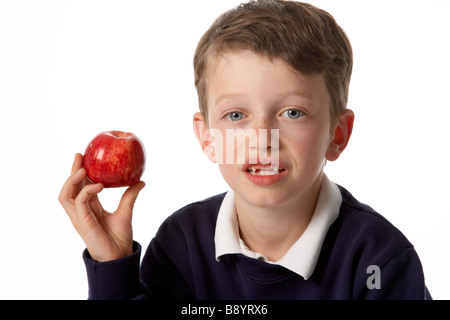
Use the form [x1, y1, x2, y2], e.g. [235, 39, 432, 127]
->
[71, 153, 83, 175]
[74, 183, 104, 216]
[58, 167, 87, 207]
[117, 181, 146, 219]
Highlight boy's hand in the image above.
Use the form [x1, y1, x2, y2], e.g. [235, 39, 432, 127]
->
[58, 153, 145, 262]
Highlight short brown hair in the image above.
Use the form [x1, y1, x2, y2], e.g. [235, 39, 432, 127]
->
[193, 0, 353, 124]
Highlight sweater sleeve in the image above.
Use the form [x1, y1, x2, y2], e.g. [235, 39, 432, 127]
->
[83, 241, 149, 300]
[361, 247, 432, 300]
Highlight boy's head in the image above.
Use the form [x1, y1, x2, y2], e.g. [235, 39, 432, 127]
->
[194, 0, 353, 126]
[193, 0, 355, 209]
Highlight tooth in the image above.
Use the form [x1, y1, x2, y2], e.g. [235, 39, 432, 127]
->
[247, 165, 283, 176]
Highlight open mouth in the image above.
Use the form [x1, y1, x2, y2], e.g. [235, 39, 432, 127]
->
[247, 165, 286, 176]
[242, 160, 287, 185]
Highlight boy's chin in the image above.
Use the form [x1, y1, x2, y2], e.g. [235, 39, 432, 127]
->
[236, 186, 291, 209]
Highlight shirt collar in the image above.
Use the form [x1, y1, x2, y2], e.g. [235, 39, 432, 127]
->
[214, 174, 342, 280]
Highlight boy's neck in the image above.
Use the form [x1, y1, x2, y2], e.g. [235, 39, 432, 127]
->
[235, 172, 323, 262]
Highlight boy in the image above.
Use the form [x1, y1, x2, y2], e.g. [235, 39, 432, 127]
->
[59, 0, 431, 299]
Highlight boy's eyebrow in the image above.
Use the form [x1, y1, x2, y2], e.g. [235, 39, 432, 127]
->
[213, 93, 245, 106]
[279, 90, 314, 101]
[214, 91, 314, 106]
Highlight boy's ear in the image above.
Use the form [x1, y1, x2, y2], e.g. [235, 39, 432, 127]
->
[326, 109, 355, 161]
[193, 112, 217, 163]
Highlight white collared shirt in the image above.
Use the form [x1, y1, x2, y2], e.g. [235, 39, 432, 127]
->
[214, 174, 342, 280]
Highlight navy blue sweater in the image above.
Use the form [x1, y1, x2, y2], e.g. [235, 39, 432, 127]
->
[83, 186, 431, 300]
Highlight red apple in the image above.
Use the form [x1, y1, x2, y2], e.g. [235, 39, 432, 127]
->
[82, 130, 146, 188]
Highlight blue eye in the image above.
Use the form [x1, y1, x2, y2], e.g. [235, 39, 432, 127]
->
[281, 109, 304, 119]
[226, 112, 244, 121]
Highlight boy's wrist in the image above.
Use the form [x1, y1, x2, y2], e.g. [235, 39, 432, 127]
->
[83, 241, 142, 299]
[84, 243, 138, 262]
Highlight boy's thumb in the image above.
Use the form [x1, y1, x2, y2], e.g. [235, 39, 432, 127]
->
[117, 181, 146, 217]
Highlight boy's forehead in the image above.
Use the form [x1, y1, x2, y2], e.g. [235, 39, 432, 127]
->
[207, 50, 328, 106]
[211, 50, 287, 75]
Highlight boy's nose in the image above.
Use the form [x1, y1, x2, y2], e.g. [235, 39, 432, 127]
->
[249, 116, 280, 154]
[252, 114, 277, 131]
[251, 116, 277, 142]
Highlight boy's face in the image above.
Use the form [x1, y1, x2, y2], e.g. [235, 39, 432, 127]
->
[194, 50, 352, 209]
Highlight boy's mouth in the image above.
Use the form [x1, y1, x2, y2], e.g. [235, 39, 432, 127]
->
[247, 164, 285, 176]
[242, 160, 288, 186]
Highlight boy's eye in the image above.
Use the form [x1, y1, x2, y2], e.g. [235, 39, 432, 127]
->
[226, 112, 244, 121]
[281, 109, 304, 119]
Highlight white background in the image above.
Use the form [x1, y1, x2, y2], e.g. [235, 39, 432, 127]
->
[0, 0, 449, 299]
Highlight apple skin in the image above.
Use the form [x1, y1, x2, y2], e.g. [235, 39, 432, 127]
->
[82, 131, 146, 188]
